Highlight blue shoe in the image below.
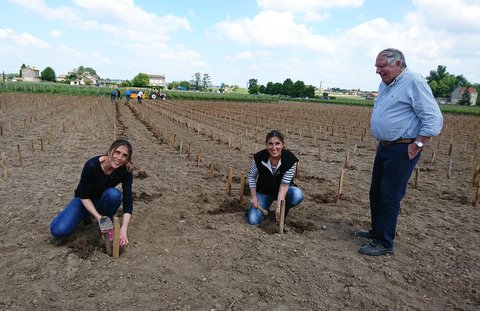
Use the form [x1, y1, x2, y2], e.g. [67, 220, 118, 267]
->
[355, 230, 374, 239]
[358, 242, 393, 256]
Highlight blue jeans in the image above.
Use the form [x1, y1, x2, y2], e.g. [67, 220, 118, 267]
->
[247, 186, 304, 225]
[369, 143, 420, 249]
[50, 188, 122, 237]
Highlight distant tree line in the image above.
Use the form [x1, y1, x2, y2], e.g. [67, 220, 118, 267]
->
[248, 78, 316, 98]
[426, 65, 480, 105]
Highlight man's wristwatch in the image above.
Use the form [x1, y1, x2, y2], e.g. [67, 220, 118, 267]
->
[414, 141, 424, 148]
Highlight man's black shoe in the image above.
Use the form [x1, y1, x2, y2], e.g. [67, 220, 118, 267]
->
[358, 242, 394, 256]
[355, 230, 374, 239]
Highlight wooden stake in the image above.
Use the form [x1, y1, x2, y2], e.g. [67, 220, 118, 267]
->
[337, 168, 344, 201]
[17, 144, 23, 167]
[414, 167, 419, 189]
[1, 153, 7, 179]
[473, 184, 480, 207]
[295, 163, 300, 179]
[473, 164, 480, 186]
[196, 149, 202, 167]
[226, 167, 233, 195]
[447, 160, 453, 180]
[448, 143, 453, 157]
[344, 152, 349, 169]
[179, 139, 183, 154]
[209, 162, 215, 179]
[431, 150, 436, 164]
[278, 200, 286, 234]
[113, 216, 120, 259]
[40, 136, 44, 151]
[239, 171, 245, 205]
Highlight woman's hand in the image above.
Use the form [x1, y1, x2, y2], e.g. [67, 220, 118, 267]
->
[119, 228, 129, 246]
[250, 197, 259, 209]
[120, 213, 132, 246]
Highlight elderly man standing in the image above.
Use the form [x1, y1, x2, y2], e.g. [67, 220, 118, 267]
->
[356, 48, 443, 256]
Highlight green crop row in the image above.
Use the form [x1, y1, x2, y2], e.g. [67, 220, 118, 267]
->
[2, 81, 480, 115]
[166, 91, 278, 103]
[0, 81, 115, 96]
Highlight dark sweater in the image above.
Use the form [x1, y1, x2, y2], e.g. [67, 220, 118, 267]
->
[74, 156, 133, 214]
[253, 149, 298, 196]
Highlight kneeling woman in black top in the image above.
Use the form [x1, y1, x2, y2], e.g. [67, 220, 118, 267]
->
[50, 139, 133, 246]
[247, 130, 304, 225]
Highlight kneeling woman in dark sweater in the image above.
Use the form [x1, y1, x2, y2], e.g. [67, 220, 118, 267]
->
[247, 130, 304, 225]
[50, 139, 134, 246]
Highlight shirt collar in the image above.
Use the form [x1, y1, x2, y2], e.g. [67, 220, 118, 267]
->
[387, 67, 408, 87]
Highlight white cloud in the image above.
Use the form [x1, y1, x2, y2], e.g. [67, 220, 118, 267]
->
[214, 11, 335, 53]
[227, 51, 254, 61]
[411, 0, 480, 33]
[59, 44, 111, 64]
[0, 28, 50, 49]
[10, 0, 191, 43]
[257, 0, 364, 12]
[49, 30, 62, 37]
[302, 11, 330, 22]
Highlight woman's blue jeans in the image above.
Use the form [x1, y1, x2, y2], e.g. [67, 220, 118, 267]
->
[50, 188, 122, 237]
[247, 186, 304, 225]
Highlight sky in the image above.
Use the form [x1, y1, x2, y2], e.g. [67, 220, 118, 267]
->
[1, 0, 479, 91]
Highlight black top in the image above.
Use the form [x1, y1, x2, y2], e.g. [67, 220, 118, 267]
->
[253, 148, 298, 196]
[74, 156, 133, 214]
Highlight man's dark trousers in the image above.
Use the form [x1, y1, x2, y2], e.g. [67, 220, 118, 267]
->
[369, 143, 420, 249]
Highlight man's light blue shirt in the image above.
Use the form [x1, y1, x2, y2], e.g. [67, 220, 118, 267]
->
[371, 68, 443, 142]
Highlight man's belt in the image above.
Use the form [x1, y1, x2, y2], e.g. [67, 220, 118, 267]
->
[380, 138, 414, 146]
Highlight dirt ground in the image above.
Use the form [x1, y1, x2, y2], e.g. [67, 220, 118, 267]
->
[0, 93, 479, 311]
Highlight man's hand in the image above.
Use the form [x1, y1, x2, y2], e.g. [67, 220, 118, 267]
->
[408, 143, 422, 160]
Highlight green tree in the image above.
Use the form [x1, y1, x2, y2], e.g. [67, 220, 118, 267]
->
[293, 80, 306, 97]
[304, 85, 316, 98]
[457, 89, 472, 106]
[281, 78, 294, 96]
[202, 73, 211, 90]
[177, 81, 191, 90]
[77, 66, 98, 78]
[248, 78, 259, 94]
[19, 64, 26, 76]
[132, 73, 150, 87]
[192, 72, 202, 90]
[40, 67, 56, 82]
[426, 65, 470, 97]
[271, 82, 283, 95]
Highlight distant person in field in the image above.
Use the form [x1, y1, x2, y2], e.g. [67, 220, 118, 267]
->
[110, 90, 116, 102]
[356, 48, 443, 256]
[125, 90, 131, 104]
[137, 90, 143, 104]
[116, 89, 121, 101]
[50, 139, 134, 246]
[246, 130, 304, 225]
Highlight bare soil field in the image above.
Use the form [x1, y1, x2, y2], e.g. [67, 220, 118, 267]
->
[0, 93, 479, 311]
